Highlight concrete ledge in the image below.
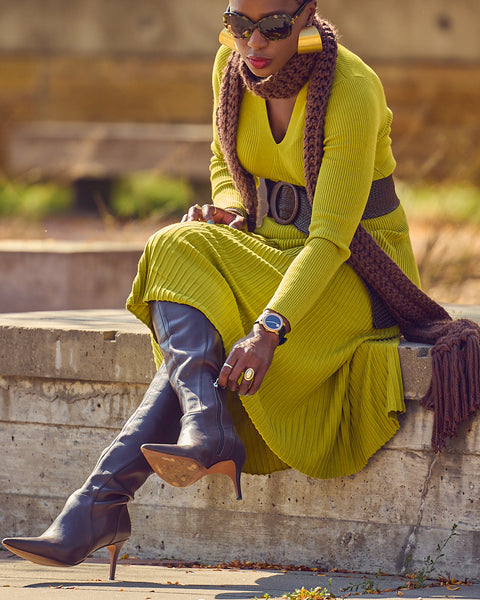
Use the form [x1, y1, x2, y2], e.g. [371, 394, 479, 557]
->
[1, 307, 480, 580]
[0, 240, 144, 313]
[8, 122, 213, 180]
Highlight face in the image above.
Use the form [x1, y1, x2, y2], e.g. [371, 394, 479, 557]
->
[227, 0, 316, 78]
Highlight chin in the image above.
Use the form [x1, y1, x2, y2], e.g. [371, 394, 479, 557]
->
[248, 66, 275, 78]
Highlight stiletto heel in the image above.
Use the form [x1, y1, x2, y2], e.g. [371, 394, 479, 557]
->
[107, 540, 126, 581]
[206, 459, 243, 500]
[142, 443, 246, 501]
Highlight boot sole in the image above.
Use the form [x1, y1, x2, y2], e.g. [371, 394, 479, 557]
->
[141, 447, 241, 499]
[2, 542, 75, 568]
[2, 538, 128, 581]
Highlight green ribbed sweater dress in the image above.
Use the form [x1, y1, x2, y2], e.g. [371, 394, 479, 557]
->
[126, 44, 421, 479]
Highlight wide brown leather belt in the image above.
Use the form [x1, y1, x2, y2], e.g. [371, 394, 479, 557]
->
[263, 175, 400, 235]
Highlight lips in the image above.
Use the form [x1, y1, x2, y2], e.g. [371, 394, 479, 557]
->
[247, 56, 272, 70]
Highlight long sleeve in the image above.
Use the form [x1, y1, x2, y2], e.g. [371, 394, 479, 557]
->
[209, 44, 397, 329]
[267, 73, 388, 328]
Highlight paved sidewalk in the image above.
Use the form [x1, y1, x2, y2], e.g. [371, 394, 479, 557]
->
[1, 555, 479, 600]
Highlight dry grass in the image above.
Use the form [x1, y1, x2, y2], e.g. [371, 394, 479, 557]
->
[399, 181, 480, 305]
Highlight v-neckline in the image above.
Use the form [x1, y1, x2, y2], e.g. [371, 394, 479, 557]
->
[264, 95, 298, 146]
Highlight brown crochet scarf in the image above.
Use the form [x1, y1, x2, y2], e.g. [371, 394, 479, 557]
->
[216, 18, 480, 452]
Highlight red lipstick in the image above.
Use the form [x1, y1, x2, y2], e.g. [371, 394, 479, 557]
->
[248, 56, 272, 70]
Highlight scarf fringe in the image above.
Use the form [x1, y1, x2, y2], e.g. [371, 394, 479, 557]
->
[421, 319, 480, 452]
[349, 225, 480, 452]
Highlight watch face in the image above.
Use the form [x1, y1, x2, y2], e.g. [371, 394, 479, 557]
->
[264, 314, 282, 331]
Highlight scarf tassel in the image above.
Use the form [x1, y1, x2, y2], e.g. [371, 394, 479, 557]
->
[349, 225, 480, 453]
[421, 320, 480, 452]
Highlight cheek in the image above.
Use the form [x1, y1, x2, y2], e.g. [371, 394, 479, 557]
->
[234, 39, 250, 58]
[274, 37, 299, 64]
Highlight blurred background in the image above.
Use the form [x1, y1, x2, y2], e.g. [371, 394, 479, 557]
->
[0, 0, 479, 310]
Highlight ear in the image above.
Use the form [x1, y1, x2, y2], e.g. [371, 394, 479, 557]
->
[305, 0, 317, 26]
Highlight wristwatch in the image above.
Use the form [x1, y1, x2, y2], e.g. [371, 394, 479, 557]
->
[255, 312, 288, 345]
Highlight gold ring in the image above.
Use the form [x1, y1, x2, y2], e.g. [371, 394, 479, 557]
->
[223, 363, 233, 369]
[243, 368, 255, 382]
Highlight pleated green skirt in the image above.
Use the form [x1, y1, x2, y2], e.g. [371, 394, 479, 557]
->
[127, 212, 419, 479]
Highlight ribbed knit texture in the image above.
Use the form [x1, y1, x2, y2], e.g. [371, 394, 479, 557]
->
[126, 28, 467, 476]
[127, 220, 407, 477]
[214, 21, 480, 451]
[216, 17, 337, 232]
[211, 43, 401, 328]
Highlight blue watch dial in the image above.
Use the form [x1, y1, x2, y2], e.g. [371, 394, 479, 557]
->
[264, 314, 282, 330]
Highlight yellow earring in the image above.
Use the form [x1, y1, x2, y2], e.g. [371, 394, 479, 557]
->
[297, 26, 323, 54]
[219, 29, 237, 50]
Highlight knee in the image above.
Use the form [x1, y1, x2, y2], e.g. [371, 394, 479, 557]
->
[149, 221, 205, 243]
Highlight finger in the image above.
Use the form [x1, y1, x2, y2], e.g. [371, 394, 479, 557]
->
[202, 204, 217, 224]
[244, 367, 266, 396]
[193, 204, 204, 221]
[226, 360, 246, 393]
[217, 359, 236, 388]
[237, 367, 256, 396]
[186, 204, 204, 222]
[228, 215, 247, 230]
[238, 362, 267, 396]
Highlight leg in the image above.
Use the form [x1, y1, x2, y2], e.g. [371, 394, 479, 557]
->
[2, 363, 181, 580]
[141, 301, 246, 499]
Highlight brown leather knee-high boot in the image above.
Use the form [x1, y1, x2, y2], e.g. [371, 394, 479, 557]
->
[2, 363, 181, 580]
[141, 301, 246, 500]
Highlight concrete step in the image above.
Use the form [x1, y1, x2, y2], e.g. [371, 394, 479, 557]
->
[0, 240, 143, 313]
[1, 306, 479, 579]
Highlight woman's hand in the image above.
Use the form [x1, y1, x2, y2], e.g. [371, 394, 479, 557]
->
[181, 204, 246, 230]
[217, 324, 280, 396]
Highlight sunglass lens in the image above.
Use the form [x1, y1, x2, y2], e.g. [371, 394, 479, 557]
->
[259, 16, 291, 40]
[224, 13, 293, 41]
[225, 14, 253, 38]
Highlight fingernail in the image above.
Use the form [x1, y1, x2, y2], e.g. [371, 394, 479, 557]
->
[207, 220, 214, 224]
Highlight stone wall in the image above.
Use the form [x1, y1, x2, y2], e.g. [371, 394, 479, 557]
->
[1, 307, 480, 580]
[0, 0, 479, 183]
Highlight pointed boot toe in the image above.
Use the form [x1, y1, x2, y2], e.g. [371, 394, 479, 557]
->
[2, 537, 78, 568]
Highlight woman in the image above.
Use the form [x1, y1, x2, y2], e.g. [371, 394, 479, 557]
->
[2, 0, 425, 581]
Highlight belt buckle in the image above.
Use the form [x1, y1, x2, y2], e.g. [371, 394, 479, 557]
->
[269, 182, 299, 225]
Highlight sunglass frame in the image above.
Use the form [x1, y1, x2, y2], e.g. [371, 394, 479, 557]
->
[223, 1, 310, 41]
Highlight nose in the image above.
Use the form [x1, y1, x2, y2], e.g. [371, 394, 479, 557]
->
[247, 28, 268, 50]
